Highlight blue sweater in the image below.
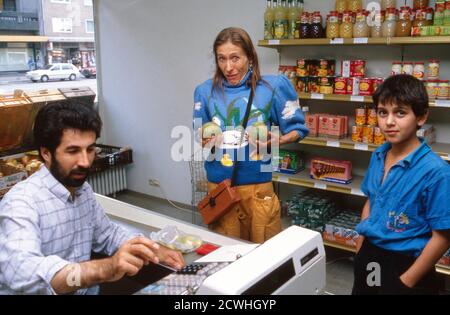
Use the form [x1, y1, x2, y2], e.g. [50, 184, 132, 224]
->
[193, 73, 309, 186]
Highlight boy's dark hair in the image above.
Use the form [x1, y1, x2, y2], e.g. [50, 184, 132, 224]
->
[372, 74, 429, 117]
[33, 102, 102, 156]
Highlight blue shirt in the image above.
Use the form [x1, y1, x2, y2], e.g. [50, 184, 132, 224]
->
[193, 73, 308, 185]
[0, 166, 134, 295]
[356, 139, 450, 257]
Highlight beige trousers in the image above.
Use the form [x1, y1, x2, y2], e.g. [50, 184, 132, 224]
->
[207, 181, 281, 244]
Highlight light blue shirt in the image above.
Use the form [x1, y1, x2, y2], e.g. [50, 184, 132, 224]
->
[356, 139, 450, 257]
[0, 166, 134, 295]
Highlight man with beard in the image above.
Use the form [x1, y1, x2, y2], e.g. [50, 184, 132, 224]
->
[0, 102, 185, 295]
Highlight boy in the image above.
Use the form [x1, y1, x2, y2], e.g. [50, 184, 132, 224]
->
[352, 75, 450, 295]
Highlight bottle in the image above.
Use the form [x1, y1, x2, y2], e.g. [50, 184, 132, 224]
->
[294, 0, 304, 38]
[299, 12, 310, 38]
[340, 10, 354, 38]
[274, 0, 287, 39]
[326, 11, 340, 38]
[382, 7, 397, 37]
[396, 6, 412, 37]
[264, 0, 275, 40]
[288, 0, 298, 39]
[311, 11, 324, 38]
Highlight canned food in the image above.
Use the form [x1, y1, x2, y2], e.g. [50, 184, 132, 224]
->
[402, 62, 414, 75]
[319, 76, 335, 94]
[437, 80, 449, 100]
[351, 60, 366, 77]
[351, 125, 363, 142]
[426, 80, 439, 99]
[297, 76, 309, 92]
[391, 61, 402, 76]
[308, 76, 321, 93]
[347, 77, 360, 95]
[297, 59, 309, 77]
[318, 59, 329, 77]
[359, 78, 374, 96]
[367, 107, 377, 126]
[355, 106, 367, 126]
[363, 125, 374, 144]
[374, 127, 385, 145]
[308, 60, 319, 77]
[372, 77, 384, 92]
[334, 77, 348, 94]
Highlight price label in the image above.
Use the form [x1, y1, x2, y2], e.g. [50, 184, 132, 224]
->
[330, 38, 344, 44]
[353, 37, 369, 44]
[435, 100, 450, 108]
[311, 93, 324, 100]
[278, 176, 289, 184]
[268, 40, 280, 45]
[350, 96, 365, 102]
[327, 140, 340, 148]
[354, 143, 369, 151]
[314, 182, 327, 190]
[351, 188, 365, 196]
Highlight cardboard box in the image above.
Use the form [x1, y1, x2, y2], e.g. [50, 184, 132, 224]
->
[310, 157, 353, 184]
[273, 150, 305, 174]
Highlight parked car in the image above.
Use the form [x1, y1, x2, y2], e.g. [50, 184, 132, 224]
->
[26, 63, 81, 82]
[81, 66, 97, 78]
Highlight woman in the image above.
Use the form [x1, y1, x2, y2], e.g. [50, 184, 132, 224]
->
[193, 27, 308, 243]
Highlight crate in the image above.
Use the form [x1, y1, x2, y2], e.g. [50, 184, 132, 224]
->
[25, 89, 66, 105]
[90, 144, 133, 173]
[59, 87, 96, 107]
[0, 92, 37, 151]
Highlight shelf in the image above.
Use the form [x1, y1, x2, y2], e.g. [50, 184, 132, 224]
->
[298, 92, 450, 109]
[273, 170, 365, 197]
[298, 136, 450, 161]
[323, 240, 356, 253]
[258, 36, 450, 47]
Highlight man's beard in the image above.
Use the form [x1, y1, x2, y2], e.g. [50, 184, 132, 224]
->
[50, 158, 90, 188]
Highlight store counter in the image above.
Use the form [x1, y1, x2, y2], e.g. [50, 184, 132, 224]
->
[96, 194, 326, 295]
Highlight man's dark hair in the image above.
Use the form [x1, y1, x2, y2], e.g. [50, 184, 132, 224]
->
[372, 74, 429, 117]
[33, 102, 102, 155]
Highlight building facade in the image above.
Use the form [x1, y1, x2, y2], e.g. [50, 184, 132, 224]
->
[0, 0, 45, 72]
[41, 0, 95, 68]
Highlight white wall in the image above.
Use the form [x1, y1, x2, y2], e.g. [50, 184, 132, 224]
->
[95, 0, 450, 206]
[95, 0, 278, 205]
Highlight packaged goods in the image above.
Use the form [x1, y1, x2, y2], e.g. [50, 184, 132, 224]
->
[352, 125, 363, 142]
[310, 157, 353, 184]
[273, 150, 305, 174]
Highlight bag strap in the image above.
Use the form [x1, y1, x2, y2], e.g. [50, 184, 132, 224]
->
[230, 83, 254, 187]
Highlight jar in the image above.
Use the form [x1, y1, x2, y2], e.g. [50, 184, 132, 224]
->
[354, 10, 370, 37]
[396, 7, 412, 37]
[426, 80, 439, 99]
[412, 9, 428, 35]
[382, 8, 398, 37]
[428, 60, 440, 80]
[414, 0, 429, 10]
[402, 62, 414, 75]
[371, 10, 385, 37]
[381, 0, 397, 10]
[326, 11, 340, 38]
[335, 0, 347, 13]
[413, 62, 425, 80]
[391, 61, 403, 75]
[311, 12, 324, 38]
[367, 107, 377, 126]
[355, 106, 367, 126]
[299, 12, 311, 38]
[348, 0, 362, 12]
[340, 11, 354, 38]
[438, 80, 449, 99]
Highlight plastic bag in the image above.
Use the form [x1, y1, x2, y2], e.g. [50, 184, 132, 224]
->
[150, 225, 203, 253]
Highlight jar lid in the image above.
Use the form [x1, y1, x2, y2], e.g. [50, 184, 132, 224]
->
[415, 62, 425, 64]
[393, 61, 402, 64]
[429, 59, 440, 62]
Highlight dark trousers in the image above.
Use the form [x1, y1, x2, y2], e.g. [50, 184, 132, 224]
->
[352, 239, 439, 295]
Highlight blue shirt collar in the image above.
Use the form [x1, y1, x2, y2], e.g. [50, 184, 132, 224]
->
[40, 166, 88, 202]
[223, 70, 251, 88]
[375, 138, 431, 168]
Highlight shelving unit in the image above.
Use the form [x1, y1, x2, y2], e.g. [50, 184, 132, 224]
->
[260, 33, 450, 277]
[258, 36, 450, 47]
[298, 136, 450, 162]
[298, 92, 450, 109]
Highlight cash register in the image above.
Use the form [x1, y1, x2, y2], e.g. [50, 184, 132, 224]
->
[135, 225, 326, 295]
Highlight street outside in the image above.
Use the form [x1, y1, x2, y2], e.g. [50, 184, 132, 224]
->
[0, 74, 98, 101]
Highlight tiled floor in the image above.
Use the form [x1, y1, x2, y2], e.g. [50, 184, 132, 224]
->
[114, 190, 355, 295]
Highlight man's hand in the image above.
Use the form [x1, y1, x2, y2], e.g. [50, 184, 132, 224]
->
[107, 237, 161, 282]
[154, 245, 185, 270]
